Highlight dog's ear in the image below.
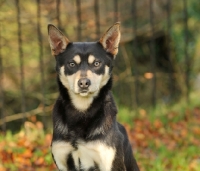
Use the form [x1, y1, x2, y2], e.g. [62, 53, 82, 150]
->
[48, 24, 70, 56]
[99, 22, 121, 57]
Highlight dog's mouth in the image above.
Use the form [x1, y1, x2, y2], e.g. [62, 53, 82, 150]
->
[79, 89, 89, 97]
[77, 89, 98, 97]
[79, 92, 89, 97]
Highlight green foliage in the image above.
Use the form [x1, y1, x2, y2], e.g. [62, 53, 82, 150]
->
[116, 89, 200, 171]
[189, 0, 200, 20]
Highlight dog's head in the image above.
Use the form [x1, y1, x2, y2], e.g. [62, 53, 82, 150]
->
[48, 23, 120, 111]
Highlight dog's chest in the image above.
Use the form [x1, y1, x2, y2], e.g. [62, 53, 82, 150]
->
[52, 141, 116, 171]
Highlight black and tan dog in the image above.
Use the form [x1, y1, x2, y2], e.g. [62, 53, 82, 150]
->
[48, 22, 140, 171]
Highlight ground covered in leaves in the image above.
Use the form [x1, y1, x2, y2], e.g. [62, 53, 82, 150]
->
[124, 106, 200, 171]
[0, 106, 200, 171]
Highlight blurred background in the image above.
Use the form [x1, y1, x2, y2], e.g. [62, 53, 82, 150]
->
[0, 0, 200, 170]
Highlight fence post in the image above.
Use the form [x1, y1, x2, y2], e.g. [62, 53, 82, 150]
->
[36, 0, 46, 121]
[113, 0, 119, 22]
[16, 0, 26, 121]
[149, 0, 156, 107]
[76, 0, 82, 40]
[56, 0, 66, 33]
[0, 24, 6, 131]
[166, 0, 175, 100]
[56, 0, 61, 28]
[183, 0, 190, 103]
[132, 0, 140, 107]
[94, 0, 100, 38]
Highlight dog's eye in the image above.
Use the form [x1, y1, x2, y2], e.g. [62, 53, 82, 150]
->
[69, 62, 75, 67]
[94, 61, 100, 67]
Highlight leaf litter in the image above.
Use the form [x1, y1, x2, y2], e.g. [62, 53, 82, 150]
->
[0, 107, 200, 171]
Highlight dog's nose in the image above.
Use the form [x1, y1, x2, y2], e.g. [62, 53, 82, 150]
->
[78, 78, 91, 88]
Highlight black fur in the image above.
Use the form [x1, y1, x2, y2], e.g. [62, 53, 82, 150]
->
[49, 26, 140, 171]
[52, 73, 139, 170]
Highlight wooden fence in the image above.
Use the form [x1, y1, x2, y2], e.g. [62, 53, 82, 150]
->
[0, 0, 191, 131]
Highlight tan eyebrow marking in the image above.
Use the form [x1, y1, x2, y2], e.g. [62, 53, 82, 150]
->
[73, 55, 81, 64]
[88, 55, 96, 64]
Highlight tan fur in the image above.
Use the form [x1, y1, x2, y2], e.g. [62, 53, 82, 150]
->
[48, 25, 70, 56]
[59, 65, 110, 111]
[88, 55, 96, 64]
[99, 22, 121, 57]
[73, 55, 81, 64]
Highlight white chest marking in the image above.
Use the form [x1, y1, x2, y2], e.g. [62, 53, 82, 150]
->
[51, 141, 74, 171]
[51, 141, 116, 171]
[68, 91, 94, 112]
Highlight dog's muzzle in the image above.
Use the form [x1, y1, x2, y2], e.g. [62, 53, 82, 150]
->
[78, 78, 91, 89]
[77, 78, 91, 96]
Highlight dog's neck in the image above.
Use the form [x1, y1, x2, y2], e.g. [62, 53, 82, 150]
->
[55, 76, 117, 140]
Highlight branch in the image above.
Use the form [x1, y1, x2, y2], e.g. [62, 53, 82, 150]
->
[0, 104, 53, 126]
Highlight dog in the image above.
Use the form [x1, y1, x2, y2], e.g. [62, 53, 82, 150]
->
[48, 22, 140, 171]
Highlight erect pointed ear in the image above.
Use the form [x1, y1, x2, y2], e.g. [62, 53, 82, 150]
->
[48, 24, 70, 56]
[99, 22, 121, 57]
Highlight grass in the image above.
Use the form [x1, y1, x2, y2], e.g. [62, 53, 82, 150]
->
[135, 144, 200, 171]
